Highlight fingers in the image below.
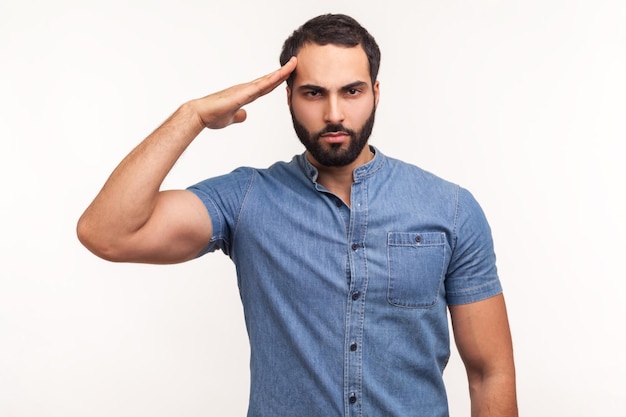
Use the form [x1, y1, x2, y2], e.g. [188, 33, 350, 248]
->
[244, 56, 297, 103]
[267, 56, 297, 86]
[195, 57, 297, 130]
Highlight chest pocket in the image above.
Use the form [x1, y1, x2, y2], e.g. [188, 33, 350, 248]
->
[387, 232, 447, 308]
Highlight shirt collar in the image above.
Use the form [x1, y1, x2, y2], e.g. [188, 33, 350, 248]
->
[298, 145, 385, 184]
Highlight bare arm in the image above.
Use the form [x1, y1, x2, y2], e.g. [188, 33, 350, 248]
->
[77, 58, 297, 264]
[449, 294, 518, 417]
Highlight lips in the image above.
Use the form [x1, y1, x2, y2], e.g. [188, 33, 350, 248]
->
[320, 132, 349, 143]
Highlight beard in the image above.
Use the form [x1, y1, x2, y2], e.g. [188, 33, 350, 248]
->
[290, 105, 376, 167]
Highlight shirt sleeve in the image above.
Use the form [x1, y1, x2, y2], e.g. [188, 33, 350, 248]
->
[444, 186, 502, 305]
[186, 167, 255, 257]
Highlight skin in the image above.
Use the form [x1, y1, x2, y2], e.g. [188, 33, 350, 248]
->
[288, 43, 380, 204]
[76, 57, 297, 264]
[450, 294, 518, 417]
[77, 43, 517, 416]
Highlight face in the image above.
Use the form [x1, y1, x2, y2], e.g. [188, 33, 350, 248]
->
[287, 43, 380, 168]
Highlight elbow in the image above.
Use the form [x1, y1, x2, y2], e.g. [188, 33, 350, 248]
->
[466, 358, 517, 387]
[76, 215, 128, 262]
[467, 368, 518, 417]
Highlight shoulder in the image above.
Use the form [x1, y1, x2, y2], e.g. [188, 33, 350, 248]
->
[380, 153, 461, 201]
[187, 156, 309, 202]
[384, 153, 488, 204]
[386, 153, 456, 185]
[187, 166, 255, 197]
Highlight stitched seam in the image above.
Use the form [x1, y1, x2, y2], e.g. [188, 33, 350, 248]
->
[231, 168, 256, 249]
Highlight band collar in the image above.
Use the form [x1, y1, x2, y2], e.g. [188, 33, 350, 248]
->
[298, 145, 385, 184]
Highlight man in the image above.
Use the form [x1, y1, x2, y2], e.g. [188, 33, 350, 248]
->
[77, 13, 517, 417]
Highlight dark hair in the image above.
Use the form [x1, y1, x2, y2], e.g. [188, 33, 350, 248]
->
[279, 14, 381, 87]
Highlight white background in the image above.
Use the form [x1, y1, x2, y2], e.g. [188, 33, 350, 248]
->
[1, 0, 625, 416]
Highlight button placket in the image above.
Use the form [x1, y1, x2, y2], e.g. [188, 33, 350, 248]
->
[344, 179, 368, 415]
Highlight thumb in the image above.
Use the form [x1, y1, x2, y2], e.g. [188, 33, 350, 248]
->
[231, 108, 248, 124]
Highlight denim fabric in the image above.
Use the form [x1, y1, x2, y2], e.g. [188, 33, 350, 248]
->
[187, 148, 502, 417]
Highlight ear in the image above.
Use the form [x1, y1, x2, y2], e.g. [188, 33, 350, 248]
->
[373, 80, 380, 108]
[286, 86, 292, 106]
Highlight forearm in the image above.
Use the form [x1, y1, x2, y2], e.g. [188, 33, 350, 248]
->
[468, 369, 518, 417]
[77, 102, 203, 249]
[450, 295, 518, 417]
[77, 57, 297, 261]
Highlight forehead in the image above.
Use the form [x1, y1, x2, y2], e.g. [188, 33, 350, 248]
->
[293, 43, 371, 88]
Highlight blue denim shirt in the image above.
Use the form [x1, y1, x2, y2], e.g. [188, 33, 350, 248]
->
[188, 148, 502, 417]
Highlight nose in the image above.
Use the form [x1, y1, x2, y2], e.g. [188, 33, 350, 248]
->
[324, 95, 344, 125]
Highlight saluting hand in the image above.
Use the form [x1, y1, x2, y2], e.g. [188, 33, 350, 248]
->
[191, 56, 297, 130]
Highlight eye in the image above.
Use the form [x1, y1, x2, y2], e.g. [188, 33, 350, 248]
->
[305, 90, 322, 97]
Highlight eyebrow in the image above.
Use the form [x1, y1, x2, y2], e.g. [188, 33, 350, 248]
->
[297, 80, 368, 93]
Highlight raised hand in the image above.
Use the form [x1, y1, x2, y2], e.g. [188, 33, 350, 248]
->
[192, 56, 297, 130]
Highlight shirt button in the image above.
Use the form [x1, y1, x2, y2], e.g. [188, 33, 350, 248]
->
[352, 291, 360, 301]
[349, 393, 357, 404]
[351, 243, 359, 251]
[335, 199, 342, 207]
[350, 343, 357, 351]
[415, 235, 421, 243]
